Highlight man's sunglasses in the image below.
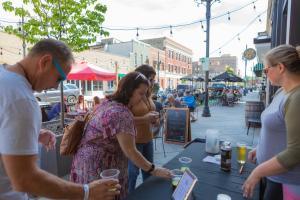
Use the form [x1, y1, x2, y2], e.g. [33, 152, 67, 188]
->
[52, 59, 67, 82]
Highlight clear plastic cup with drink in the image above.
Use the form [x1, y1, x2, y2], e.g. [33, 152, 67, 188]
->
[178, 157, 192, 171]
[100, 169, 120, 191]
[171, 169, 184, 188]
[236, 142, 247, 164]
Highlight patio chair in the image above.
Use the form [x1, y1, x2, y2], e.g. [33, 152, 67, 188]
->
[153, 114, 166, 157]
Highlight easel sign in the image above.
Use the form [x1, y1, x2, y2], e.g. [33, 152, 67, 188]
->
[172, 169, 198, 200]
[164, 108, 191, 145]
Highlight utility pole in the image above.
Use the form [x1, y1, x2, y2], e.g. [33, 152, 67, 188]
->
[195, 0, 220, 117]
[244, 44, 248, 92]
[58, 0, 65, 128]
[21, 9, 26, 58]
[157, 51, 160, 87]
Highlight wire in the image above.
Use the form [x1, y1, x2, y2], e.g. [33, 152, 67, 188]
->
[210, 10, 267, 55]
[0, 0, 260, 31]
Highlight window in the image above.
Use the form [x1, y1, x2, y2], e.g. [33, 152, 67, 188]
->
[107, 81, 114, 89]
[134, 53, 137, 65]
[176, 53, 178, 60]
[168, 50, 171, 58]
[93, 81, 103, 91]
[87, 81, 92, 91]
[168, 64, 170, 72]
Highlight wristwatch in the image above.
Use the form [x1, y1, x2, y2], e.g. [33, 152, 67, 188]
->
[147, 164, 155, 173]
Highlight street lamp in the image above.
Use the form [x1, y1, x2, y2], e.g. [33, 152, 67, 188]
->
[195, 0, 220, 117]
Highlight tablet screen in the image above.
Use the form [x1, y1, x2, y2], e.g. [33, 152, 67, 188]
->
[172, 169, 197, 200]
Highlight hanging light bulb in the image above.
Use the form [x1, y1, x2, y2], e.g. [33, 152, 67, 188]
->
[237, 34, 241, 41]
[227, 12, 231, 21]
[170, 25, 173, 36]
[258, 16, 262, 22]
[136, 28, 139, 38]
[201, 21, 204, 29]
[219, 49, 222, 55]
[253, 2, 256, 10]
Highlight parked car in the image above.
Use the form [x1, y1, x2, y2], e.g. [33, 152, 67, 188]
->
[34, 83, 80, 104]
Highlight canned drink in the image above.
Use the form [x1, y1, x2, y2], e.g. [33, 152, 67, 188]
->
[220, 143, 232, 172]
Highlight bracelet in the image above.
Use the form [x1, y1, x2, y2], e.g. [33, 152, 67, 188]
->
[83, 184, 89, 200]
[147, 164, 155, 173]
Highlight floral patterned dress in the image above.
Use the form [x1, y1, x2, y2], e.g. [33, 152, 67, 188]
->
[70, 99, 136, 199]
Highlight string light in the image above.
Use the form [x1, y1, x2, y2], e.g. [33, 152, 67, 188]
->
[210, 10, 267, 55]
[170, 25, 173, 36]
[136, 28, 139, 38]
[201, 21, 204, 29]
[258, 16, 262, 22]
[237, 34, 241, 41]
[0, 0, 259, 32]
[253, 2, 256, 10]
[227, 12, 231, 21]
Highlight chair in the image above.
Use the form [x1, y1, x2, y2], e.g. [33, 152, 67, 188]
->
[153, 114, 166, 157]
[246, 118, 261, 135]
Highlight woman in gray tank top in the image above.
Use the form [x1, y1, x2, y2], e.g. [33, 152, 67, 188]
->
[243, 45, 300, 200]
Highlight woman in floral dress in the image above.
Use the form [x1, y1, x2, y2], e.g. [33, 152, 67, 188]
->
[70, 72, 171, 199]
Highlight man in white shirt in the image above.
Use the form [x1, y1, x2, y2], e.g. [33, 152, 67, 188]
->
[0, 39, 120, 200]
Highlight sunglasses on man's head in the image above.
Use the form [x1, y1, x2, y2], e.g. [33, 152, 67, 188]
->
[52, 59, 67, 83]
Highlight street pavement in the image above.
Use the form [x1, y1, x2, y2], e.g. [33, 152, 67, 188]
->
[148, 90, 261, 185]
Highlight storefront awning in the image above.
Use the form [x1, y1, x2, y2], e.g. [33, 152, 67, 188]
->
[253, 63, 264, 77]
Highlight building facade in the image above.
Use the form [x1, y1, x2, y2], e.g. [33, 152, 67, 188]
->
[142, 37, 193, 89]
[192, 54, 237, 78]
[104, 39, 151, 68]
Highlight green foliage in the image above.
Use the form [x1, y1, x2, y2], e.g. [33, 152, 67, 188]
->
[2, 0, 109, 52]
[225, 65, 235, 74]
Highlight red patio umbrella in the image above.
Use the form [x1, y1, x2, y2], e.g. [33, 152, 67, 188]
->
[67, 61, 116, 81]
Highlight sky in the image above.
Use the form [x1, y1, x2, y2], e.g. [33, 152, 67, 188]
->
[0, 0, 268, 77]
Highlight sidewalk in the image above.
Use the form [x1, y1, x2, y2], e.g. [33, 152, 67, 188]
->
[153, 90, 261, 167]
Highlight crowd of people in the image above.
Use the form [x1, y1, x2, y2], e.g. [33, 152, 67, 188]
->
[1, 39, 299, 200]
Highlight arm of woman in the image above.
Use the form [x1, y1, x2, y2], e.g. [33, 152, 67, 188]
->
[116, 133, 171, 178]
[134, 112, 159, 125]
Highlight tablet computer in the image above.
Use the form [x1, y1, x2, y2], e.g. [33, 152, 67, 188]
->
[172, 169, 198, 200]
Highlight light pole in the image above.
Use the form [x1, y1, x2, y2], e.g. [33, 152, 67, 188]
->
[195, 0, 220, 117]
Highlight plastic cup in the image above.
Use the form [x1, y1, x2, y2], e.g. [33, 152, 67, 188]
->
[217, 194, 231, 200]
[236, 142, 247, 164]
[178, 157, 192, 171]
[171, 169, 184, 187]
[100, 169, 120, 192]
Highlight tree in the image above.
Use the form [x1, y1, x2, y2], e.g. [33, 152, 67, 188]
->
[225, 65, 234, 74]
[2, 0, 109, 52]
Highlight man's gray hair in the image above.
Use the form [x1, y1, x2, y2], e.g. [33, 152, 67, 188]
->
[29, 39, 74, 65]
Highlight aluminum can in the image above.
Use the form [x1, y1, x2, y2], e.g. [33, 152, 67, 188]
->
[220, 143, 232, 172]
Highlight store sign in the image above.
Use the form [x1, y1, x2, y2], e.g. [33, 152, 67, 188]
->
[243, 48, 256, 60]
[200, 57, 210, 71]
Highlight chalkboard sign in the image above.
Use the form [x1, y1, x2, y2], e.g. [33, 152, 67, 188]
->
[164, 108, 191, 144]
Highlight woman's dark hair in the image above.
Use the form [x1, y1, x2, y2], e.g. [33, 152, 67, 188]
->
[135, 64, 156, 97]
[135, 64, 156, 79]
[107, 72, 150, 105]
[77, 95, 84, 103]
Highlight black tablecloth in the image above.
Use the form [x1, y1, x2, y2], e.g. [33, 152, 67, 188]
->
[125, 142, 259, 200]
